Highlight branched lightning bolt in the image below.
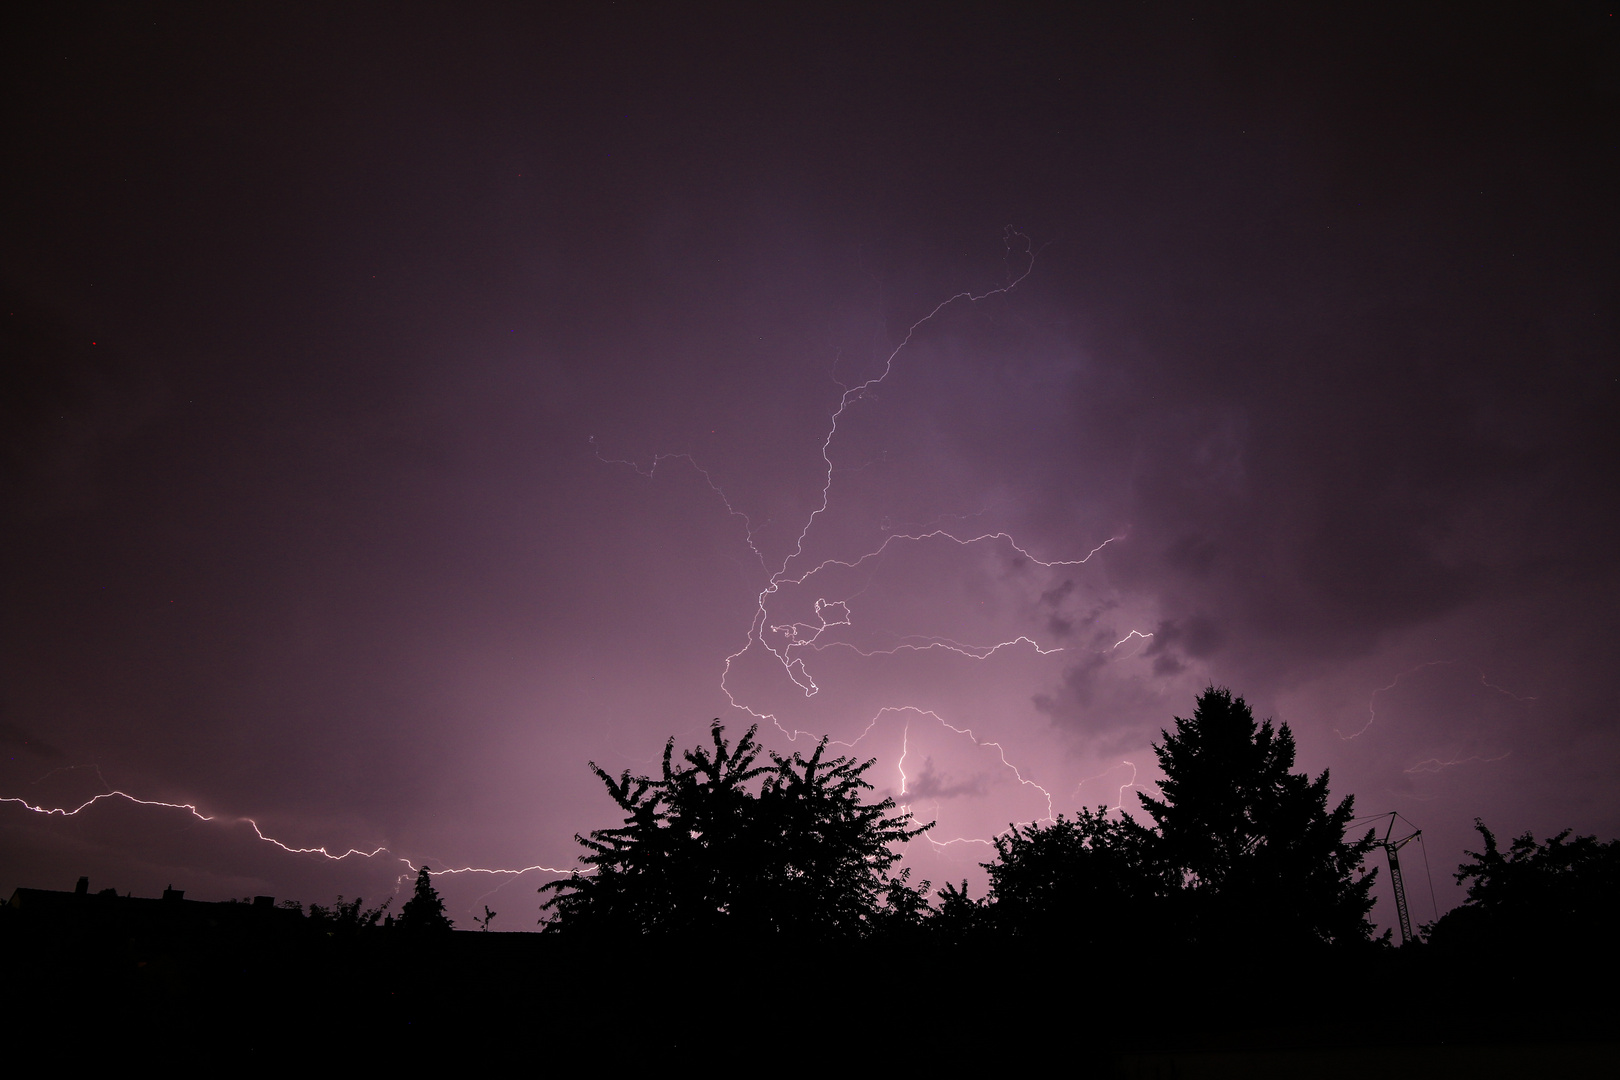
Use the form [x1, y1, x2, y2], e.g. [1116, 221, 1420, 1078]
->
[849, 704, 1061, 851]
[758, 531, 1119, 683]
[589, 440, 771, 573]
[595, 229, 1159, 861]
[1074, 759, 1140, 814]
[711, 236, 1117, 719]
[4, 230, 1148, 899]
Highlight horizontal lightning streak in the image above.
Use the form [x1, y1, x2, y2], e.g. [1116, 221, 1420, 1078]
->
[1109, 629, 1153, 657]
[1, 791, 575, 879]
[1403, 752, 1511, 774]
[801, 635, 1065, 661]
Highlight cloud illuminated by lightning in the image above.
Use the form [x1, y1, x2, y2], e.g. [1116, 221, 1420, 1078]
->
[592, 228, 1158, 859]
[3, 229, 1146, 897]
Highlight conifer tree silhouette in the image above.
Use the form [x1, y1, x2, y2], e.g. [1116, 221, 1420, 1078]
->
[1138, 687, 1377, 948]
[399, 867, 453, 933]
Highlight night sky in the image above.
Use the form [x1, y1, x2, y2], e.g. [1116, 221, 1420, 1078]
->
[4, 3, 1617, 934]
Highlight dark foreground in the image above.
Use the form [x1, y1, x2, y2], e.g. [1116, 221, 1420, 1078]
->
[3, 896, 1613, 1074]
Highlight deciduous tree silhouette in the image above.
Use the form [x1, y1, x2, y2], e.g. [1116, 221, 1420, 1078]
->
[307, 895, 391, 936]
[928, 879, 989, 942]
[541, 721, 930, 941]
[1138, 687, 1377, 949]
[980, 808, 1167, 946]
[1428, 820, 1620, 958]
[399, 867, 453, 933]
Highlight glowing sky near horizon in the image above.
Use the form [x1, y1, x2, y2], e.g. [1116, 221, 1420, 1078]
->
[3, 5, 1616, 933]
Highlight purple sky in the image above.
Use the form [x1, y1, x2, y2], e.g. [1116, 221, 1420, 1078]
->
[4, 5, 1617, 933]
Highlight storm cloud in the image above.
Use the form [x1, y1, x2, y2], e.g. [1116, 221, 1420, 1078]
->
[2, 4, 1615, 929]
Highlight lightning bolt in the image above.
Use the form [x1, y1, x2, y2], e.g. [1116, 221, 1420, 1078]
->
[1109, 630, 1153, 657]
[1337, 661, 1457, 740]
[1403, 752, 1511, 774]
[1338, 661, 1535, 740]
[1, 789, 574, 882]
[595, 229, 1156, 864]
[4, 229, 1143, 904]
[1074, 759, 1140, 813]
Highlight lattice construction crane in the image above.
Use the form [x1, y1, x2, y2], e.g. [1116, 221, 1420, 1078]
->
[1365, 811, 1425, 945]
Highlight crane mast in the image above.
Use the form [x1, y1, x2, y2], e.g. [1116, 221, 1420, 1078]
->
[1372, 812, 1422, 945]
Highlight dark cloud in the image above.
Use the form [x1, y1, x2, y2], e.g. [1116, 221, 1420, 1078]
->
[1151, 654, 1186, 678]
[1143, 616, 1225, 678]
[903, 759, 990, 802]
[0, 289, 163, 520]
[1033, 654, 1110, 724]
[1040, 579, 1078, 638]
[0, 720, 64, 761]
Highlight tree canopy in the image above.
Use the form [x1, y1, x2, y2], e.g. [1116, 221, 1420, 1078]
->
[306, 895, 390, 936]
[541, 721, 930, 941]
[978, 808, 1165, 945]
[543, 695, 1383, 953]
[399, 867, 453, 933]
[1137, 687, 1377, 949]
[1428, 820, 1620, 956]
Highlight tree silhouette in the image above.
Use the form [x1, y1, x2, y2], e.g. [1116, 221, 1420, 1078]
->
[980, 808, 1167, 946]
[1138, 687, 1377, 949]
[307, 895, 391, 935]
[541, 721, 931, 941]
[399, 867, 453, 933]
[928, 879, 989, 942]
[1428, 820, 1620, 957]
